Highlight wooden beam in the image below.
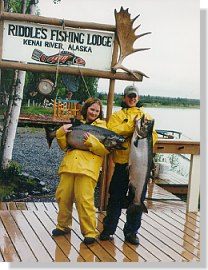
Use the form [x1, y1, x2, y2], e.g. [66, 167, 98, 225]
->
[154, 139, 200, 155]
[0, 11, 116, 32]
[0, 60, 143, 81]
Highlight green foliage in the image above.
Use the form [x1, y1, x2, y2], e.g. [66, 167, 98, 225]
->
[22, 72, 98, 104]
[5, 0, 31, 13]
[139, 95, 200, 107]
[72, 76, 98, 102]
[20, 106, 53, 115]
[0, 161, 22, 184]
[0, 69, 15, 95]
[98, 92, 200, 108]
[0, 160, 48, 201]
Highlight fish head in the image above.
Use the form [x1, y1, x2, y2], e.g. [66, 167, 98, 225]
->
[135, 115, 154, 139]
[103, 135, 126, 150]
[72, 56, 86, 66]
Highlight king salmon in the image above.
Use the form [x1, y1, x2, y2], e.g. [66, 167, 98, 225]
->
[45, 122, 126, 151]
[127, 115, 154, 214]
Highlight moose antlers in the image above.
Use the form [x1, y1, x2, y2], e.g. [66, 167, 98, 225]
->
[112, 7, 151, 79]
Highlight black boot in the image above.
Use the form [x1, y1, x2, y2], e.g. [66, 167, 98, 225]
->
[83, 237, 96, 245]
[52, 228, 70, 236]
[125, 233, 140, 245]
[99, 230, 114, 241]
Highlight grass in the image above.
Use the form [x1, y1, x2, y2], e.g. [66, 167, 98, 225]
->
[0, 162, 47, 201]
[0, 105, 53, 116]
[20, 106, 53, 115]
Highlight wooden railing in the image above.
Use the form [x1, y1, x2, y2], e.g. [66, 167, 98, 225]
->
[100, 139, 200, 213]
[153, 139, 200, 213]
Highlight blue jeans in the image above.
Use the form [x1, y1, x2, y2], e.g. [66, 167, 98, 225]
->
[103, 163, 147, 236]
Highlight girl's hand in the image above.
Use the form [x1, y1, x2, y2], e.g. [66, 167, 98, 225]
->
[83, 132, 90, 143]
[62, 124, 72, 133]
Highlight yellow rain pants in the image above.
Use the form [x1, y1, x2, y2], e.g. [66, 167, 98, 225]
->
[55, 172, 98, 238]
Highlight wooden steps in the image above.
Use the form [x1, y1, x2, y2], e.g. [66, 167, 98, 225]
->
[154, 171, 188, 195]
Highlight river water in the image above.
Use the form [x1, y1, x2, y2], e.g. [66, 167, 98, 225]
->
[103, 105, 200, 141]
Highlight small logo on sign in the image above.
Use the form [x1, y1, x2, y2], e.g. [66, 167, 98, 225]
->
[31, 49, 86, 66]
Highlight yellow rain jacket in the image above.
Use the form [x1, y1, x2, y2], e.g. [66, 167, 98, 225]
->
[107, 107, 158, 164]
[56, 118, 109, 181]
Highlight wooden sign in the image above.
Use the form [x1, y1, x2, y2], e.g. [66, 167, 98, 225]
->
[2, 20, 114, 71]
[0, 8, 150, 81]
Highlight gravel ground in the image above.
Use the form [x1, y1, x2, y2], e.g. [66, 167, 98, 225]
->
[12, 127, 100, 205]
[12, 127, 62, 201]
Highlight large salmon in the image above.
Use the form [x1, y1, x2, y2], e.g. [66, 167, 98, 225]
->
[127, 115, 154, 214]
[45, 122, 126, 151]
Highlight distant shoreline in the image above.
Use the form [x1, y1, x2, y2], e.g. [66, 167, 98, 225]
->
[102, 102, 200, 109]
[141, 104, 200, 109]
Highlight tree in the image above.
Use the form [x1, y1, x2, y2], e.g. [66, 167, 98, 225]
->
[0, 0, 99, 170]
[0, 0, 39, 170]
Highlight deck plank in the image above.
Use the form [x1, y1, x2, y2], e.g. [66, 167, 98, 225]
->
[159, 211, 200, 240]
[34, 210, 85, 262]
[141, 219, 198, 261]
[10, 210, 53, 262]
[25, 202, 38, 211]
[15, 202, 28, 210]
[97, 220, 146, 262]
[71, 213, 116, 262]
[173, 210, 200, 227]
[146, 199, 186, 211]
[179, 209, 200, 220]
[127, 209, 198, 261]
[0, 211, 37, 262]
[47, 210, 101, 262]
[147, 182, 182, 200]
[147, 211, 200, 247]
[119, 212, 183, 262]
[34, 202, 47, 211]
[122, 211, 193, 261]
[22, 210, 69, 262]
[0, 211, 20, 262]
[99, 212, 168, 262]
[43, 202, 57, 211]
[0, 181, 200, 263]
[0, 202, 7, 210]
[74, 210, 131, 262]
[97, 213, 157, 262]
[142, 212, 200, 258]
[7, 202, 18, 210]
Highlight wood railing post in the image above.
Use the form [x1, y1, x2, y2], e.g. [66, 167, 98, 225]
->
[186, 154, 200, 212]
[99, 37, 119, 211]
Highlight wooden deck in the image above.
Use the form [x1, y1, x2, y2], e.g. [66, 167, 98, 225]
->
[0, 183, 200, 263]
[154, 171, 188, 195]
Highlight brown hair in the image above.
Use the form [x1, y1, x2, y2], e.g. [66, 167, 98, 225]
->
[81, 97, 104, 120]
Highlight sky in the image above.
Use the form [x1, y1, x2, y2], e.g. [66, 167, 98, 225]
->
[37, 0, 200, 98]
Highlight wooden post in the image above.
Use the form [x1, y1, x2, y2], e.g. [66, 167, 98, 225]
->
[99, 37, 119, 211]
[186, 154, 200, 212]
[106, 38, 119, 121]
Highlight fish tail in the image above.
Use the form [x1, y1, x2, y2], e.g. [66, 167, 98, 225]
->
[45, 127, 55, 148]
[141, 202, 148, 213]
[127, 202, 148, 216]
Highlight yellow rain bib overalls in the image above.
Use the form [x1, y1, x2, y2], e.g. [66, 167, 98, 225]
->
[55, 118, 109, 238]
